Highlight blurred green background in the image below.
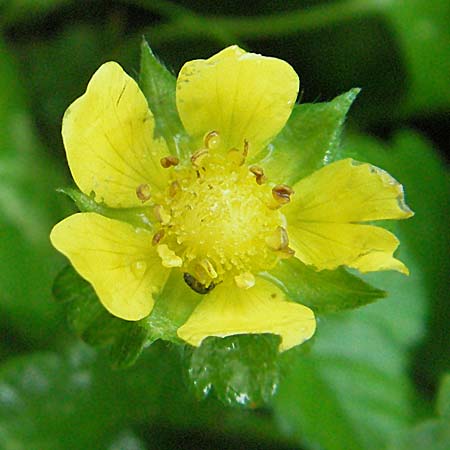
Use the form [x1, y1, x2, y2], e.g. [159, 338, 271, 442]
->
[0, 1, 449, 449]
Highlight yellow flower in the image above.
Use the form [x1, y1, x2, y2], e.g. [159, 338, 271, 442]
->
[50, 46, 413, 352]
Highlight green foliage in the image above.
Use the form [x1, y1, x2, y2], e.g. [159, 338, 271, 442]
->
[1, 1, 449, 449]
[185, 334, 281, 407]
[262, 88, 360, 184]
[0, 37, 66, 342]
[139, 38, 190, 156]
[437, 374, 450, 418]
[145, 270, 201, 344]
[0, 343, 291, 449]
[274, 238, 427, 450]
[53, 266, 148, 369]
[266, 258, 385, 314]
[386, 0, 450, 115]
[57, 186, 154, 230]
[387, 374, 450, 450]
[341, 131, 450, 382]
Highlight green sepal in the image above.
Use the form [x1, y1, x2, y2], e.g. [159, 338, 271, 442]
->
[57, 186, 154, 230]
[109, 324, 150, 370]
[52, 265, 148, 369]
[264, 258, 385, 314]
[184, 334, 281, 408]
[258, 88, 360, 185]
[144, 269, 202, 344]
[139, 38, 190, 157]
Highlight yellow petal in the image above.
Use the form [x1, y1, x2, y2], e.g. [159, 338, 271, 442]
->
[288, 222, 409, 274]
[50, 212, 169, 320]
[62, 62, 169, 208]
[177, 277, 315, 352]
[287, 158, 413, 223]
[176, 45, 299, 157]
[284, 159, 412, 273]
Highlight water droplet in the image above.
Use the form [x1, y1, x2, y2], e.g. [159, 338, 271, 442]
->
[131, 260, 147, 278]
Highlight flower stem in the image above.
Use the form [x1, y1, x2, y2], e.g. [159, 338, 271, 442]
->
[134, 0, 382, 45]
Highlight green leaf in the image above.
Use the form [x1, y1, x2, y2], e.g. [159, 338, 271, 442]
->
[258, 88, 360, 184]
[53, 264, 91, 304]
[0, 0, 72, 27]
[274, 236, 426, 450]
[265, 258, 385, 314]
[273, 130, 449, 449]
[57, 186, 154, 230]
[53, 266, 148, 368]
[385, 0, 450, 116]
[185, 334, 281, 407]
[109, 324, 149, 370]
[341, 130, 450, 382]
[139, 38, 190, 156]
[389, 420, 450, 450]
[388, 374, 450, 450]
[0, 343, 292, 449]
[437, 374, 450, 419]
[145, 269, 201, 344]
[276, 355, 364, 450]
[0, 344, 171, 450]
[0, 37, 67, 342]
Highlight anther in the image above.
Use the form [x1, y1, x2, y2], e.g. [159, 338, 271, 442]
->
[249, 165, 267, 185]
[278, 247, 295, 259]
[242, 139, 249, 161]
[154, 205, 171, 225]
[136, 183, 151, 203]
[152, 229, 165, 246]
[169, 180, 181, 197]
[160, 155, 179, 168]
[272, 184, 294, 205]
[191, 148, 209, 168]
[265, 226, 289, 251]
[204, 130, 221, 150]
[196, 259, 218, 280]
[227, 140, 250, 166]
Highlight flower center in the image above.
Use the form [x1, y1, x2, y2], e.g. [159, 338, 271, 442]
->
[146, 132, 295, 291]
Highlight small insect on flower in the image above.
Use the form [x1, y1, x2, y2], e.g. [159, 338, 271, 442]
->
[183, 272, 216, 295]
[50, 45, 413, 352]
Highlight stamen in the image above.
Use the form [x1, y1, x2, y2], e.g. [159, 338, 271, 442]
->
[160, 155, 179, 168]
[191, 148, 209, 168]
[157, 244, 182, 268]
[154, 205, 171, 225]
[169, 180, 181, 197]
[152, 229, 165, 246]
[265, 226, 289, 251]
[243, 139, 249, 161]
[249, 165, 267, 185]
[204, 130, 221, 150]
[196, 258, 218, 279]
[272, 184, 294, 205]
[234, 272, 255, 289]
[278, 247, 295, 259]
[227, 139, 249, 166]
[136, 183, 151, 203]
